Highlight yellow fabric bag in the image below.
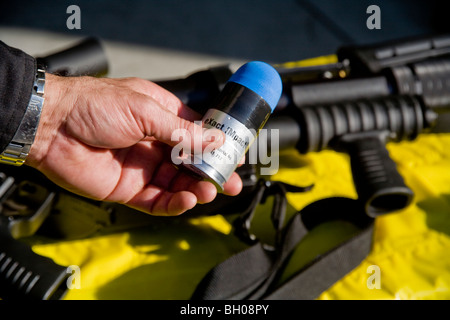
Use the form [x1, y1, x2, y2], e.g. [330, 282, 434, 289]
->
[28, 133, 450, 300]
[28, 55, 450, 300]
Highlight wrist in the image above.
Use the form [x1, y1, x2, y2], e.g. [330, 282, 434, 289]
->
[26, 73, 72, 168]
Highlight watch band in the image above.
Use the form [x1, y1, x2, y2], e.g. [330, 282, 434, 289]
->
[0, 68, 46, 166]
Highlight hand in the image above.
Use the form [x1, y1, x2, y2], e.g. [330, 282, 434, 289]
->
[27, 74, 243, 216]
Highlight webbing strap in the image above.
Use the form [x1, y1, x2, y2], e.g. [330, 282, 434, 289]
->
[191, 197, 373, 300]
[264, 222, 373, 299]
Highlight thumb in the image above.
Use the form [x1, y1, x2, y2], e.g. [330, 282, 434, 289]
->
[146, 103, 225, 153]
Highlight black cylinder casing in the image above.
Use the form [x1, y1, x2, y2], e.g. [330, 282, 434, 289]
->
[295, 95, 433, 153]
[214, 82, 272, 131]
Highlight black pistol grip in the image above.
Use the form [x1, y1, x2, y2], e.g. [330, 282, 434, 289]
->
[334, 130, 414, 217]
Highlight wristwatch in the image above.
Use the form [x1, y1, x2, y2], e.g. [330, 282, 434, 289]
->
[0, 67, 45, 166]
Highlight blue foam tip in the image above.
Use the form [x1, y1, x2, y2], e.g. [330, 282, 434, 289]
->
[228, 61, 282, 112]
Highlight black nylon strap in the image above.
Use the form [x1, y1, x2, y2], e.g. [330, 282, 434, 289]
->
[263, 223, 373, 299]
[191, 196, 374, 300]
[191, 181, 310, 300]
[191, 242, 275, 300]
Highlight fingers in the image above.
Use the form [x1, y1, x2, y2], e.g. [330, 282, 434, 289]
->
[120, 78, 227, 152]
[150, 191, 199, 216]
[125, 178, 216, 216]
[135, 99, 226, 153]
[126, 174, 241, 216]
[223, 172, 243, 196]
[167, 171, 218, 204]
[127, 188, 198, 216]
[122, 158, 242, 216]
[119, 77, 200, 121]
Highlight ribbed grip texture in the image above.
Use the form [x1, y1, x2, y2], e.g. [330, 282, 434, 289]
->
[0, 251, 41, 296]
[297, 95, 431, 153]
[390, 57, 450, 112]
[337, 131, 414, 216]
[290, 95, 428, 216]
[0, 227, 69, 300]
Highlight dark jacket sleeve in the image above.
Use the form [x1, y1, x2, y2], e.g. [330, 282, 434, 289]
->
[0, 41, 36, 153]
